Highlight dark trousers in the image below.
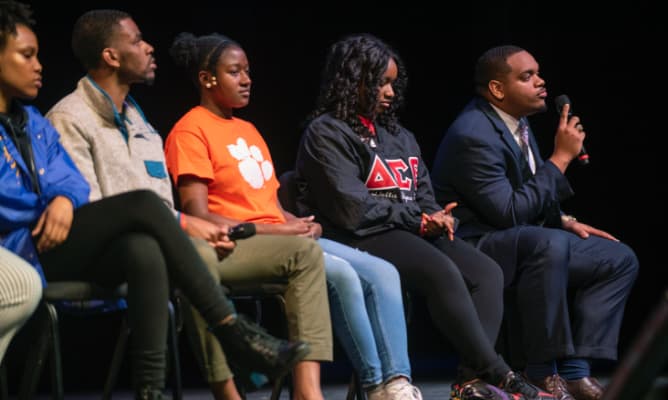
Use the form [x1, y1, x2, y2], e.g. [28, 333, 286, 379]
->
[39, 190, 234, 389]
[344, 229, 509, 381]
[477, 225, 639, 364]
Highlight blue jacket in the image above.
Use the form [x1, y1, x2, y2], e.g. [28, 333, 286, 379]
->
[0, 104, 90, 285]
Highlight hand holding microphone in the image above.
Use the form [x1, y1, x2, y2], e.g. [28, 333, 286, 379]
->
[227, 222, 256, 240]
[554, 94, 590, 165]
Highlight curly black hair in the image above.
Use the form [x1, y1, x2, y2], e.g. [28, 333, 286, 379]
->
[169, 32, 239, 90]
[0, 0, 34, 51]
[311, 33, 407, 138]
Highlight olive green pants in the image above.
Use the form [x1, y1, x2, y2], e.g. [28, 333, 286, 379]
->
[189, 234, 332, 382]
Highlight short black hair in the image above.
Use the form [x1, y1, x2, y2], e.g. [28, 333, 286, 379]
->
[474, 45, 525, 95]
[71, 9, 131, 70]
[0, 0, 34, 51]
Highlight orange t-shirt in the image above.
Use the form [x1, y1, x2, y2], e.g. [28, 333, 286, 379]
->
[165, 106, 286, 224]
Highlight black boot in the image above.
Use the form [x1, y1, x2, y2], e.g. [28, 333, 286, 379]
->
[211, 314, 310, 380]
[135, 387, 171, 400]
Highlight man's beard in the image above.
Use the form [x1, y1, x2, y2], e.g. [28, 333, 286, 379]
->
[143, 75, 155, 86]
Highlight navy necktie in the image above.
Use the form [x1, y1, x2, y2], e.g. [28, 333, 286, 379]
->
[518, 119, 535, 173]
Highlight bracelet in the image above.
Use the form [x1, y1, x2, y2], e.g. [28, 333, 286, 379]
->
[419, 213, 429, 237]
[177, 211, 188, 230]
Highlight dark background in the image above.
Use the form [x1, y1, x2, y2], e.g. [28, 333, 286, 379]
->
[7, 0, 666, 393]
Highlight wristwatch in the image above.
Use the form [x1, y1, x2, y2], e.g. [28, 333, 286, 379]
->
[561, 214, 577, 224]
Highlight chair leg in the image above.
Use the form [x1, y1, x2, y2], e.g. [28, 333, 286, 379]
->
[269, 294, 292, 400]
[19, 331, 47, 400]
[254, 298, 263, 324]
[19, 303, 47, 399]
[355, 373, 366, 399]
[345, 372, 366, 400]
[19, 302, 61, 400]
[167, 301, 183, 400]
[270, 377, 284, 400]
[0, 360, 8, 400]
[102, 316, 130, 400]
[45, 303, 64, 400]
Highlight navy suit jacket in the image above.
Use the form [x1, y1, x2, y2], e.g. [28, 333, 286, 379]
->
[431, 96, 574, 240]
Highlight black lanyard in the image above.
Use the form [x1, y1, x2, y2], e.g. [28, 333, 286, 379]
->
[0, 106, 41, 195]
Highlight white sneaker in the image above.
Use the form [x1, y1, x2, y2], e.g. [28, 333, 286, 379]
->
[366, 384, 388, 400]
[384, 380, 423, 400]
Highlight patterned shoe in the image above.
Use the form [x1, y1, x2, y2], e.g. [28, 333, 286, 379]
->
[451, 379, 510, 400]
[499, 371, 555, 400]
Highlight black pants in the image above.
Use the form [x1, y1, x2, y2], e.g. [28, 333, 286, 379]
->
[39, 190, 234, 389]
[344, 229, 509, 381]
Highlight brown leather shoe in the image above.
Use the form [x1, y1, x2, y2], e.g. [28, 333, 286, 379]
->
[565, 377, 604, 400]
[528, 374, 575, 400]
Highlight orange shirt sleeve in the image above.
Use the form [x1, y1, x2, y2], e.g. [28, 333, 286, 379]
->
[165, 126, 214, 185]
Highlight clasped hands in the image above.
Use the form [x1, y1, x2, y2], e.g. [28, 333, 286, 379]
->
[283, 215, 322, 239]
[422, 202, 458, 240]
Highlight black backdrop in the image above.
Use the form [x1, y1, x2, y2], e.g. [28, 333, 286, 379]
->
[10, 0, 666, 391]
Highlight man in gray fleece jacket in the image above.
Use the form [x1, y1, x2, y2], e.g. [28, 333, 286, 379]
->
[46, 9, 332, 400]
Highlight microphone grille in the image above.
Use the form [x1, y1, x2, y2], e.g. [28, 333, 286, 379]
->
[554, 94, 571, 115]
[243, 222, 256, 237]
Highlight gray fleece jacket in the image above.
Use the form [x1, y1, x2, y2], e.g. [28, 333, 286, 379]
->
[46, 76, 174, 210]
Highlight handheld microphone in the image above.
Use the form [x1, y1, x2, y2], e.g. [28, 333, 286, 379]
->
[554, 94, 589, 165]
[228, 223, 256, 240]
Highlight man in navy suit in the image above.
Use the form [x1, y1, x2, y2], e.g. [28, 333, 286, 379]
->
[431, 45, 638, 400]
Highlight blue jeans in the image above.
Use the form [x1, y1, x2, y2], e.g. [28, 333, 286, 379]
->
[318, 238, 411, 388]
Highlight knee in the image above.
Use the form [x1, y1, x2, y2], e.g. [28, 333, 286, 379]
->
[363, 254, 400, 282]
[532, 232, 570, 271]
[296, 237, 326, 273]
[370, 259, 402, 292]
[324, 254, 359, 287]
[324, 253, 363, 298]
[479, 263, 504, 291]
[382, 261, 401, 285]
[20, 266, 42, 312]
[122, 190, 172, 220]
[191, 238, 221, 279]
[0, 265, 41, 322]
[118, 234, 166, 277]
[325, 257, 363, 306]
[119, 189, 163, 208]
[25, 266, 42, 303]
[614, 242, 640, 281]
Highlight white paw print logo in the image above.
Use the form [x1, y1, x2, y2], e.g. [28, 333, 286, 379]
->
[227, 137, 273, 189]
